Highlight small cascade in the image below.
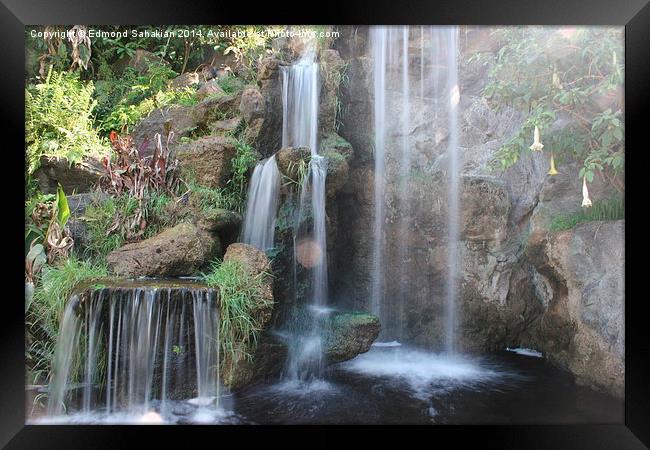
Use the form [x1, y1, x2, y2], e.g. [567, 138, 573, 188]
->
[240, 155, 282, 251]
[370, 26, 460, 350]
[44, 282, 226, 424]
[280, 48, 329, 382]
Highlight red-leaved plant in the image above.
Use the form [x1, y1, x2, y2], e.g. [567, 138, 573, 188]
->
[98, 130, 180, 240]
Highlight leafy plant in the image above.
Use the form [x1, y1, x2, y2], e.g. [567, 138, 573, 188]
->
[95, 63, 190, 134]
[25, 68, 108, 175]
[201, 259, 273, 372]
[480, 27, 624, 193]
[43, 184, 74, 264]
[225, 140, 258, 209]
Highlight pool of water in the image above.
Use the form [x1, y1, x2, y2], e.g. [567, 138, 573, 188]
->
[234, 347, 623, 425]
[28, 346, 623, 425]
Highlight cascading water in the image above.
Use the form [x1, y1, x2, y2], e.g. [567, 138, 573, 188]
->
[444, 28, 460, 353]
[370, 27, 387, 329]
[280, 48, 329, 381]
[240, 155, 282, 251]
[41, 282, 229, 424]
[370, 26, 460, 351]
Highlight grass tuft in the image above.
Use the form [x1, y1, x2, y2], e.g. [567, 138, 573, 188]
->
[549, 196, 625, 232]
[201, 259, 273, 372]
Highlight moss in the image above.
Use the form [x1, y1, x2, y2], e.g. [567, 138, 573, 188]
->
[319, 132, 353, 159]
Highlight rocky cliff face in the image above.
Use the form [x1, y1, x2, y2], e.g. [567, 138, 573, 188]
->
[332, 26, 624, 397]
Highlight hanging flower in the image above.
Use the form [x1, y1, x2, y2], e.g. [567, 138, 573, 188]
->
[582, 176, 592, 207]
[529, 126, 544, 152]
[548, 153, 559, 175]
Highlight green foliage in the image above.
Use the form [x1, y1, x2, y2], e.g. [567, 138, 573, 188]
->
[480, 27, 624, 192]
[95, 63, 199, 134]
[55, 184, 70, 228]
[226, 140, 258, 209]
[216, 74, 245, 95]
[25, 69, 108, 175]
[186, 180, 240, 215]
[549, 196, 624, 232]
[82, 191, 181, 262]
[201, 259, 273, 370]
[26, 257, 109, 385]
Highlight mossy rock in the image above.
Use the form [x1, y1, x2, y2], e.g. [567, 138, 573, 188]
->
[322, 311, 381, 364]
[196, 208, 242, 232]
[106, 222, 221, 277]
[276, 147, 311, 180]
[319, 132, 353, 160]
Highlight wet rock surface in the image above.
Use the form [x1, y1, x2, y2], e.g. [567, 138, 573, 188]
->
[106, 223, 220, 277]
[323, 312, 381, 364]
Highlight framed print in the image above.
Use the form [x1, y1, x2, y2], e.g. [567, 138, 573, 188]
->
[1, 0, 648, 447]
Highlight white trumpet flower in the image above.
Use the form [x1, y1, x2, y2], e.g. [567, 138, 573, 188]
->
[530, 126, 544, 152]
[582, 176, 592, 207]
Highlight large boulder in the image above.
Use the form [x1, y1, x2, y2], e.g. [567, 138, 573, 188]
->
[238, 87, 265, 123]
[322, 312, 381, 364]
[132, 92, 242, 157]
[175, 136, 236, 188]
[192, 92, 242, 124]
[131, 105, 198, 157]
[537, 220, 624, 397]
[106, 223, 220, 277]
[34, 156, 104, 195]
[320, 134, 353, 198]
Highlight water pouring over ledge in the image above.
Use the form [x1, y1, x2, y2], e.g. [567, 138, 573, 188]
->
[240, 155, 282, 251]
[369, 25, 461, 353]
[279, 48, 330, 382]
[36, 281, 233, 424]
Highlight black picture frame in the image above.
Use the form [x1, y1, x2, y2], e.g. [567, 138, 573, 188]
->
[2, 0, 648, 448]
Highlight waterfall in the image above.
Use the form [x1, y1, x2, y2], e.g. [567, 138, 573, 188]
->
[44, 284, 224, 423]
[444, 27, 460, 353]
[370, 26, 460, 351]
[240, 156, 282, 251]
[370, 27, 387, 327]
[395, 25, 411, 342]
[280, 48, 329, 381]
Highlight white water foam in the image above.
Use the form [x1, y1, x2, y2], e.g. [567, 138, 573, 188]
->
[342, 347, 523, 400]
